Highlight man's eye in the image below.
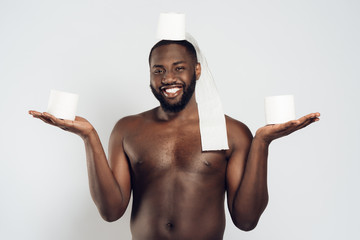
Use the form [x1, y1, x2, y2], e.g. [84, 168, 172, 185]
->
[154, 69, 164, 74]
[176, 67, 185, 71]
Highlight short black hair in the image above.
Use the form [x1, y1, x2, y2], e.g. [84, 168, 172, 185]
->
[148, 40, 198, 65]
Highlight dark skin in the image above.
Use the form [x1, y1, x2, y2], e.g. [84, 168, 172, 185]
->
[29, 44, 320, 240]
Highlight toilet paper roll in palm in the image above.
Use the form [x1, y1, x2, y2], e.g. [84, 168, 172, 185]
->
[47, 90, 79, 121]
[265, 95, 295, 125]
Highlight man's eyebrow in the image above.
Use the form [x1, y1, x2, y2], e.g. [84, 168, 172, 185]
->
[152, 61, 186, 68]
[173, 61, 186, 65]
[152, 64, 164, 68]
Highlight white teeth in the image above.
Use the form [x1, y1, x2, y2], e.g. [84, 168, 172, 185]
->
[165, 88, 180, 93]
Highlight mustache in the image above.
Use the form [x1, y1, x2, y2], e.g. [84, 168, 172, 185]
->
[159, 82, 185, 90]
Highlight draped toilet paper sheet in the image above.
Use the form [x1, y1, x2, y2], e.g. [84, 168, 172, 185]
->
[265, 95, 295, 124]
[47, 90, 79, 121]
[156, 13, 229, 151]
[186, 33, 229, 151]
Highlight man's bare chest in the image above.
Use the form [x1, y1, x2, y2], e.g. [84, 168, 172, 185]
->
[123, 121, 227, 175]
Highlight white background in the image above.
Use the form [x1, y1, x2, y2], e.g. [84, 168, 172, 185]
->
[1, 0, 359, 239]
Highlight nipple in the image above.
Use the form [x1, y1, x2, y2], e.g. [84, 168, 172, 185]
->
[204, 160, 211, 167]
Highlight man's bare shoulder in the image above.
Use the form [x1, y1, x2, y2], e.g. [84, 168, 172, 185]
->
[225, 115, 253, 152]
[111, 108, 157, 136]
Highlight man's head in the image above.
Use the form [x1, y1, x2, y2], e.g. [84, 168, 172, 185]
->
[149, 40, 201, 113]
[149, 40, 198, 66]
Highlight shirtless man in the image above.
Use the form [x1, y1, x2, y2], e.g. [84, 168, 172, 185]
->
[29, 40, 320, 240]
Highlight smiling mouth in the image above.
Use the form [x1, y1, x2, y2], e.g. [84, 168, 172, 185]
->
[161, 85, 183, 98]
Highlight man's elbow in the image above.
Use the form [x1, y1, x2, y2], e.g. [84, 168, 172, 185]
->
[232, 199, 268, 231]
[234, 220, 259, 232]
[101, 213, 121, 222]
[232, 214, 261, 232]
[99, 207, 126, 222]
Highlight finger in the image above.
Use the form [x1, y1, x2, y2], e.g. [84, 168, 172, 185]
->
[297, 114, 312, 124]
[296, 117, 320, 131]
[43, 112, 76, 130]
[38, 116, 56, 126]
[314, 112, 321, 118]
[42, 112, 64, 125]
[275, 116, 313, 136]
[273, 120, 301, 134]
[29, 110, 43, 118]
[74, 116, 83, 121]
[298, 112, 320, 122]
[295, 112, 320, 129]
[280, 112, 319, 128]
[307, 112, 320, 120]
[28, 110, 37, 115]
[40, 112, 60, 125]
[30, 112, 56, 126]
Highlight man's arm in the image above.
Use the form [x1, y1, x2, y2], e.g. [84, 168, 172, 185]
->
[226, 113, 320, 231]
[29, 111, 131, 222]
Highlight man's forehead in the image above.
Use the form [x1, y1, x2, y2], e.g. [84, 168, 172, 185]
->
[150, 44, 191, 64]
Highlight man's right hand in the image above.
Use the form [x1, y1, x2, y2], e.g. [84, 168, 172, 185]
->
[28, 110, 95, 139]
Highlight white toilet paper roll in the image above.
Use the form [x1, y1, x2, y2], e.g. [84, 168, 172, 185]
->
[47, 90, 79, 120]
[157, 13, 186, 40]
[265, 95, 295, 124]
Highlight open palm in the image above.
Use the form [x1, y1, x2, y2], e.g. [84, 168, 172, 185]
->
[255, 112, 320, 144]
[29, 110, 94, 139]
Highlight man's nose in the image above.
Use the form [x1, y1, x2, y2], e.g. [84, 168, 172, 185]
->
[162, 71, 176, 84]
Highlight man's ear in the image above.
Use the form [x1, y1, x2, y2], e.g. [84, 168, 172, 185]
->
[195, 63, 201, 80]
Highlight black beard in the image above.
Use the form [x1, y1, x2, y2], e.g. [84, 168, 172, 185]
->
[150, 74, 196, 113]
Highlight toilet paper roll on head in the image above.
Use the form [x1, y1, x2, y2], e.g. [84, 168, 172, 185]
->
[265, 95, 296, 124]
[47, 90, 79, 121]
[157, 12, 186, 40]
